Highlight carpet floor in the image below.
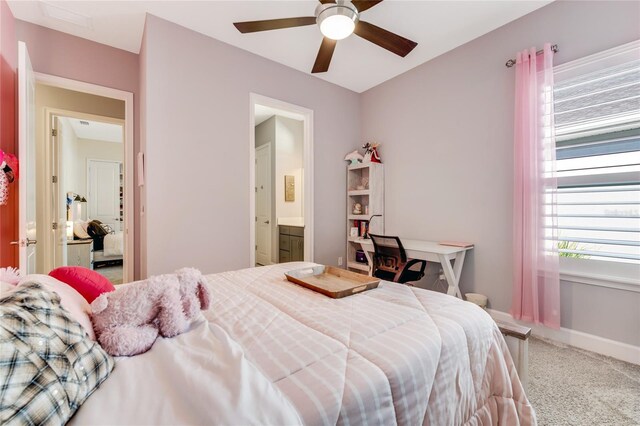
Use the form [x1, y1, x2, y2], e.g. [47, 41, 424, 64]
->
[528, 337, 640, 425]
[94, 265, 123, 285]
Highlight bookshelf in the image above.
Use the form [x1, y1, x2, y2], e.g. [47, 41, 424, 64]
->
[346, 162, 384, 274]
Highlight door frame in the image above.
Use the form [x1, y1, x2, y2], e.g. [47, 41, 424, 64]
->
[45, 109, 125, 274]
[254, 143, 272, 265]
[35, 72, 134, 282]
[249, 93, 314, 266]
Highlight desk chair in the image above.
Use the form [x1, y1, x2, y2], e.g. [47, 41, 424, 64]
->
[368, 234, 427, 284]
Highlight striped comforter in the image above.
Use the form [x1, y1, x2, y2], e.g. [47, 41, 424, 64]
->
[207, 262, 535, 425]
[72, 262, 535, 425]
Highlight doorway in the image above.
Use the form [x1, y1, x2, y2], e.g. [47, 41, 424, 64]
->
[47, 109, 126, 284]
[17, 58, 134, 285]
[250, 94, 314, 266]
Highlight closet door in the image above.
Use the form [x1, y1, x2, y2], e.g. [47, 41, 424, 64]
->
[88, 160, 121, 231]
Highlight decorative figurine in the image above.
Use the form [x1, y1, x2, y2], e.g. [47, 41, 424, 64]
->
[344, 150, 364, 165]
[362, 142, 382, 163]
[353, 202, 362, 215]
[361, 176, 369, 189]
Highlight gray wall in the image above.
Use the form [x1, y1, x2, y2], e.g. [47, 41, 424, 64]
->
[360, 0, 640, 346]
[141, 15, 360, 276]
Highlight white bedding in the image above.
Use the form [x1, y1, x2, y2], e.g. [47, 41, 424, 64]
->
[72, 262, 535, 425]
[70, 319, 301, 425]
[103, 232, 124, 257]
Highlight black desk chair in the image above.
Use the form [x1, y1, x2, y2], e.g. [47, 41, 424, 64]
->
[368, 234, 427, 284]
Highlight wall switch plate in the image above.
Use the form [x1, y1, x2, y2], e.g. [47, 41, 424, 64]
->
[338, 257, 343, 266]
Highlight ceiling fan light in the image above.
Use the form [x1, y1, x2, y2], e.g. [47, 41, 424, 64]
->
[316, 2, 359, 41]
[320, 15, 355, 40]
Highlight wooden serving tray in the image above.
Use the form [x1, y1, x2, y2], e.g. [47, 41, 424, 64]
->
[285, 265, 380, 299]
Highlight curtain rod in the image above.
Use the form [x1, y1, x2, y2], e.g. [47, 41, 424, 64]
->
[505, 44, 559, 68]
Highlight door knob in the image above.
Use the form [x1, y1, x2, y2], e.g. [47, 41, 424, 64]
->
[264, 220, 270, 224]
[9, 239, 37, 247]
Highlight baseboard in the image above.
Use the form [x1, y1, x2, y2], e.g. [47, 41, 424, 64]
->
[488, 309, 640, 365]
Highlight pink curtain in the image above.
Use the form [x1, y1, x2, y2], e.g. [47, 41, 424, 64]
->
[511, 43, 560, 329]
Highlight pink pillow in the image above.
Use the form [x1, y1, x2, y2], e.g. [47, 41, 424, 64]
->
[49, 267, 115, 303]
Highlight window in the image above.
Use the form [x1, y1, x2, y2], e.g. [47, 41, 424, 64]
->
[553, 41, 640, 278]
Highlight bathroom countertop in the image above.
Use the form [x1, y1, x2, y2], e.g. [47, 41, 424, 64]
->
[277, 217, 304, 227]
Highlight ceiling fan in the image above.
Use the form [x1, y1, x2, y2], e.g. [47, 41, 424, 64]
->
[233, 0, 418, 74]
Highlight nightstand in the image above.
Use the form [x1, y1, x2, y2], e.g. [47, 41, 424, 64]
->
[67, 239, 93, 269]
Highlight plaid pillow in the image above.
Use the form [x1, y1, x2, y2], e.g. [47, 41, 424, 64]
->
[0, 281, 114, 425]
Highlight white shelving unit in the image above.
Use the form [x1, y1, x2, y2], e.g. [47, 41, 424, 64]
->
[346, 162, 384, 274]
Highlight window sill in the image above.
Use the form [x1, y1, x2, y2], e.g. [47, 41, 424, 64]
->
[559, 257, 640, 292]
[560, 271, 640, 293]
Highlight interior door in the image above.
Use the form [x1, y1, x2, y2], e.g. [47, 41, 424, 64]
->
[255, 144, 272, 265]
[88, 160, 120, 231]
[51, 116, 67, 268]
[17, 41, 37, 275]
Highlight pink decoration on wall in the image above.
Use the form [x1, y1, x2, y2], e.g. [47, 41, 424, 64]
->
[511, 43, 560, 329]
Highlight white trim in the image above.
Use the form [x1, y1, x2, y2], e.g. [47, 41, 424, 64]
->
[35, 72, 135, 283]
[43, 108, 125, 273]
[559, 257, 640, 292]
[488, 309, 640, 365]
[561, 272, 640, 293]
[249, 93, 314, 266]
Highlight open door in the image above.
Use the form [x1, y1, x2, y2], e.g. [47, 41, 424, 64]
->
[255, 144, 272, 265]
[51, 115, 67, 268]
[17, 41, 37, 275]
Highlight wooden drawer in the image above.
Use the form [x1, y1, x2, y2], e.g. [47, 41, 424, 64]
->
[290, 236, 304, 261]
[289, 226, 304, 237]
[279, 225, 290, 235]
[279, 234, 290, 251]
[279, 250, 291, 263]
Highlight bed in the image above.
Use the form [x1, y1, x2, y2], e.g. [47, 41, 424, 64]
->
[92, 232, 124, 267]
[73, 220, 124, 268]
[68, 262, 535, 425]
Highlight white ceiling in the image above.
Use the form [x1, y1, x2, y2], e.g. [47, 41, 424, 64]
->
[8, 1, 552, 93]
[65, 117, 123, 143]
[255, 104, 304, 126]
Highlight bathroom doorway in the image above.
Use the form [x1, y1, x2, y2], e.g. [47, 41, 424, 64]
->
[250, 94, 314, 266]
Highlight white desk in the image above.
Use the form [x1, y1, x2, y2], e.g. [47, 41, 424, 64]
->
[356, 238, 473, 298]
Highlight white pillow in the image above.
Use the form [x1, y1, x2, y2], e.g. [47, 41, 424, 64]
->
[74, 221, 91, 239]
[18, 274, 96, 340]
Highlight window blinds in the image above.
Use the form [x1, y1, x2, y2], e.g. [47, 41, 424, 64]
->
[553, 43, 640, 264]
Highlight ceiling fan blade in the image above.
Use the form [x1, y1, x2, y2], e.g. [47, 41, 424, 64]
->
[354, 20, 417, 57]
[312, 37, 337, 73]
[234, 17, 316, 33]
[351, 1, 383, 12]
[318, 0, 335, 4]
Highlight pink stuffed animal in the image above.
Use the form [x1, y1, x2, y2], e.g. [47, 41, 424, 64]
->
[91, 268, 211, 356]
